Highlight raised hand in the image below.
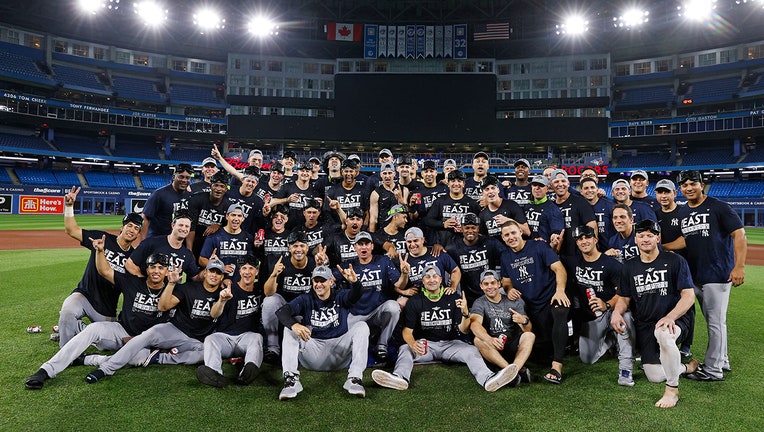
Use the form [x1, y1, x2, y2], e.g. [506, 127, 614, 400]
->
[399, 253, 411, 275]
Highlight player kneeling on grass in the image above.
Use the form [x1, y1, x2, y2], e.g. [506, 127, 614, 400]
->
[84, 259, 227, 383]
[26, 238, 171, 390]
[610, 220, 699, 408]
[275, 265, 369, 400]
[469, 270, 534, 388]
[372, 264, 518, 392]
[196, 255, 264, 388]
[562, 225, 637, 387]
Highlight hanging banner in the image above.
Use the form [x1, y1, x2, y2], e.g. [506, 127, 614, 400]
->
[415, 25, 426, 59]
[425, 26, 434, 58]
[454, 24, 467, 59]
[397, 26, 406, 58]
[405, 25, 416, 59]
[434, 25, 444, 58]
[444, 25, 453, 58]
[364, 24, 378, 59]
[387, 25, 397, 57]
[378, 26, 388, 58]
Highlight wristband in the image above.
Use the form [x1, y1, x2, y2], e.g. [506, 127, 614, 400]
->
[605, 302, 612, 310]
[462, 313, 469, 318]
[64, 207, 74, 217]
[523, 318, 530, 325]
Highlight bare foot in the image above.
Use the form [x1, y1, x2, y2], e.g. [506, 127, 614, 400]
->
[655, 386, 679, 408]
[684, 359, 699, 375]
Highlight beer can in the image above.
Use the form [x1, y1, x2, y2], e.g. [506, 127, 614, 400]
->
[52, 325, 59, 333]
[27, 326, 42, 333]
[419, 339, 428, 355]
[498, 334, 508, 346]
[256, 229, 265, 242]
[586, 288, 603, 317]
[264, 193, 271, 202]
[170, 347, 179, 355]
[414, 193, 422, 205]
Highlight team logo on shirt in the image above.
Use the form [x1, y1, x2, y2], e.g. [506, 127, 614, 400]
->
[197, 209, 225, 226]
[104, 248, 128, 273]
[420, 306, 453, 329]
[190, 297, 216, 319]
[283, 275, 312, 294]
[632, 267, 669, 297]
[358, 268, 383, 291]
[458, 250, 488, 271]
[236, 294, 261, 319]
[132, 291, 162, 316]
[310, 305, 340, 328]
[681, 211, 710, 237]
[575, 266, 604, 292]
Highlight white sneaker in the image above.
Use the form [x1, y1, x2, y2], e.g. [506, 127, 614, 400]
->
[484, 364, 519, 392]
[371, 369, 409, 390]
[618, 369, 635, 387]
[343, 377, 366, 397]
[279, 372, 303, 400]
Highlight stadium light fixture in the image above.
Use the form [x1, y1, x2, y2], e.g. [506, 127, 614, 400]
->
[677, 0, 717, 22]
[613, 8, 649, 28]
[77, 0, 106, 14]
[555, 15, 589, 36]
[107, 0, 120, 10]
[247, 16, 279, 37]
[133, 1, 168, 27]
[193, 8, 225, 33]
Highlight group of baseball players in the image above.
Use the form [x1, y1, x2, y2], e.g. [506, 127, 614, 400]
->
[25, 147, 747, 408]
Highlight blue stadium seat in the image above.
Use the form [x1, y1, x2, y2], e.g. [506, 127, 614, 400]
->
[0, 168, 13, 184]
[0, 132, 52, 151]
[84, 172, 117, 188]
[140, 173, 171, 189]
[53, 170, 81, 186]
[113, 173, 137, 188]
[15, 168, 58, 185]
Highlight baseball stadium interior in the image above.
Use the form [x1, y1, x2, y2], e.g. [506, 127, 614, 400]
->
[0, 0, 763, 224]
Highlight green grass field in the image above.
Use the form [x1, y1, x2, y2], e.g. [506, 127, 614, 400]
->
[0, 216, 762, 431]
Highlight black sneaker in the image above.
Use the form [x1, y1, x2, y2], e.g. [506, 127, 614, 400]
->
[196, 365, 229, 388]
[70, 354, 87, 367]
[263, 350, 280, 366]
[518, 367, 532, 384]
[680, 349, 692, 362]
[85, 369, 105, 384]
[375, 345, 389, 362]
[685, 366, 724, 382]
[507, 374, 522, 388]
[25, 369, 50, 390]
[236, 362, 260, 386]
[142, 349, 160, 367]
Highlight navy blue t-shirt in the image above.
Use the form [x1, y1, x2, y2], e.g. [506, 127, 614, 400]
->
[337, 255, 399, 315]
[114, 271, 170, 336]
[404, 292, 464, 342]
[500, 240, 560, 314]
[562, 252, 623, 321]
[74, 229, 134, 317]
[142, 184, 190, 238]
[479, 199, 528, 240]
[170, 280, 222, 340]
[525, 198, 565, 243]
[129, 235, 200, 278]
[445, 236, 504, 304]
[215, 283, 263, 336]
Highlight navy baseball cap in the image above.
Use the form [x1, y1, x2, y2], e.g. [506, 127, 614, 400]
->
[172, 210, 193, 223]
[634, 219, 661, 235]
[122, 212, 144, 228]
[146, 253, 169, 267]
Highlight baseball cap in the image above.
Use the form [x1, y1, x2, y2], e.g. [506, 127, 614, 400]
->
[348, 154, 361, 162]
[473, 151, 489, 160]
[202, 157, 217, 167]
[655, 179, 676, 192]
[282, 151, 297, 161]
[443, 159, 457, 168]
[630, 170, 649, 181]
[249, 149, 263, 159]
[146, 253, 169, 267]
[270, 161, 285, 173]
[341, 159, 359, 170]
[421, 160, 438, 171]
[308, 156, 321, 164]
[462, 212, 480, 226]
[549, 169, 568, 181]
[397, 155, 413, 166]
[380, 162, 396, 172]
[237, 254, 260, 268]
[210, 171, 229, 185]
[122, 212, 144, 228]
[634, 219, 661, 235]
[287, 230, 309, 245]
[404, 227, 424, 240]
[346, 207, 365, 220]
[226, 203, 244, 215]
[514, 158, 530, 168]
[354, 231, 373, 244]
[612, 179, 631, 189]
[312, 266, 334, 281]
[206, 258, 225, 273]
[175, 163, 194, 175]
[531, 175, 549, 187]
[572, 225, 596, 239]
[447, 169, 466, 181]
[677, 170, 703, 185]
[379, 148, 393, 158]
[480, 175, 500, 189]
[386, 204, 407, 221]
[323, 150, 346, 162]
[480, 269, 500, 283]
[422, 263, 442, 277]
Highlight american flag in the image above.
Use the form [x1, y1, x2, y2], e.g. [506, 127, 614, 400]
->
[473, 22, 510, 41]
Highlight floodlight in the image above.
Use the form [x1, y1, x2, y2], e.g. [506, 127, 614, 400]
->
[193, 8, 225, 33]
[247, 16, 279, 37]
[133, 1, 168, 26]
[77, 0, 105, 14]
[613, 8, 649, 28]
[555, 15, 588, 36]
[677, 0, 717, 21]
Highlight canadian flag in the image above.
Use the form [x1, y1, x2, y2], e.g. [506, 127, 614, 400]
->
[327, 23, 362, 41]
